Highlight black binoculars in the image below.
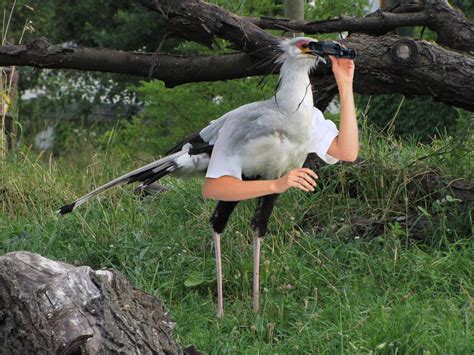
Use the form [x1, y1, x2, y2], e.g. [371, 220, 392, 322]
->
[308, 41, 356, 59]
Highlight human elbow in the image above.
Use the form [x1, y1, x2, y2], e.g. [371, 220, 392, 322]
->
[340, 147, 359, 162]
[344, 151, 358, 162]
[329, 139, 358, 163]
[202, 183, 213, 199]
[202, 179, 217, 200]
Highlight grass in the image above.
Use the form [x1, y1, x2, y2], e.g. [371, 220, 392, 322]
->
[1, 124, 473, 353]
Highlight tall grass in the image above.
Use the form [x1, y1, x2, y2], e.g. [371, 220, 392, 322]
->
[1, 118, 472, 353]
[1, 0, 33, 159]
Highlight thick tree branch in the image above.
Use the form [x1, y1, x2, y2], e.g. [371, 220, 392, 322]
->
[0, 37, 270, 87]
[137, 0, 281, 55]
[346, 33, 474, 110]
[247, 0, 474, 52]
[423, 0, 474, 51]
[2, 32, 474, 112]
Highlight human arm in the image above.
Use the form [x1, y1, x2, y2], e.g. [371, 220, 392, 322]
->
[326, 56, 359, 162]
[202, 168, 318, 201]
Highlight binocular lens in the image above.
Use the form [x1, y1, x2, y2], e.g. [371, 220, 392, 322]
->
[340, 48, 356, 59]
[322, 42, 341, 55]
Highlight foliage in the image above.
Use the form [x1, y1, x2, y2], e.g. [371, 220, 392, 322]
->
[356, 94, 468, 142]
[7, 0, 375, 150]
[306, 0, 370, 19]
[210, 0, 283, 17]
[452, 0, 474, 19]
[0, 0, 171, 51]
[18, 68, 139, 154]
[100, 77, 278, 155]
[3, 0, 174, 143]
[0, 0, 51, 43]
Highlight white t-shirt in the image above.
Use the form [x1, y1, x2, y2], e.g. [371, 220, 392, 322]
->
[206, 107, 339, 180]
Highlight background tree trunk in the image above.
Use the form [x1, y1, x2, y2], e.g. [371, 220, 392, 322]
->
[284, 0, 304, 21]
[0, 251, 196, 354]
[284, 0, 305, 37]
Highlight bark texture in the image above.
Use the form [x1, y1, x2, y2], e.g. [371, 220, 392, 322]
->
[137, 0, 280, 53]
[249, 0, 474, 51]
[249, 11, 430, 36]
[413, 0, 474, 51]
[0, 251, 189, 354]
[0, 37, 270, 88]
[345, 33, 474, 110]
[2, 32, 473, 111]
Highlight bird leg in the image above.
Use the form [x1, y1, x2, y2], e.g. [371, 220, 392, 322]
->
[210, 200, 239, 319]
[214, 232, 224, 319]
[252, 232, 261, 315]
[251, 194, 279, 315]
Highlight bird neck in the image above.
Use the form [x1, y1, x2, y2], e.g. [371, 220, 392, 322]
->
[275, 59, 314, 114]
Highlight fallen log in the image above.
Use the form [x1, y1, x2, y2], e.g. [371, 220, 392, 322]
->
[0, 251, 196, 354]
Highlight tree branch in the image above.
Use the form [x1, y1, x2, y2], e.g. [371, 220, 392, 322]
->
[3, 32, 474, 112]
[0, 37, 270, 87]
[136, 0, 281, 55]
[248, 11, 430, 36]
[247, 0, 474, 52]
[423, 0, 474, 51]
[346, 33, 474, 110]
[313, 32, 474, 111]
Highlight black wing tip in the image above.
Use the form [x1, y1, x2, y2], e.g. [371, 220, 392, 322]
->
[57, 202, 76, 215]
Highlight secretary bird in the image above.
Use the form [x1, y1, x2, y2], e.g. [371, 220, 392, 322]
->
[58, 36, 358, 318]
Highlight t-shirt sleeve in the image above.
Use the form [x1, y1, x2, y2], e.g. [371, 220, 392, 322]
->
[309, 108, 339, 164]
[205, 134, 243, 180]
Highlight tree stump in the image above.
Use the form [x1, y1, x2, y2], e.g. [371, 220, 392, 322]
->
[0, 251, 193, 354]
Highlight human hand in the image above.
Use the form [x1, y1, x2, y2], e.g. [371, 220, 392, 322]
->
[329, 55, 355, 87]
[271, 168, 318, 194]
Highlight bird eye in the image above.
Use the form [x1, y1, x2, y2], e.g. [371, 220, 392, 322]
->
[301, 43, 308, 49]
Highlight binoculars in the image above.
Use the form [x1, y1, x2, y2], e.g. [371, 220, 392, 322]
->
[308, 41, 356, 59]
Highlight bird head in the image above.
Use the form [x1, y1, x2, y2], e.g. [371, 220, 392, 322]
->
[277, 37, 325, 68]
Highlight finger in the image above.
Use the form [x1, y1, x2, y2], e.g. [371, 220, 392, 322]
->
[295, 184, 309, 192]
[302, 168, 318, 179]
[295, 171, 315, 185]
[289, 179, 308, 192]
[328, 55, 336, 64]
[299, 174, 316, 188]
[298, 168, 318, 181]
[339, 58, 354, 64]
[299, 180, 314, 191]
[295, 176, 314, 191]
[300, 174, 317, 187]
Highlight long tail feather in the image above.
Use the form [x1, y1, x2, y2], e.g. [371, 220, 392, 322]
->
[57, 151, 184, 215]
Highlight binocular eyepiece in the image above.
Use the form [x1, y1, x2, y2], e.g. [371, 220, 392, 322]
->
[308, 41, 356, 59]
